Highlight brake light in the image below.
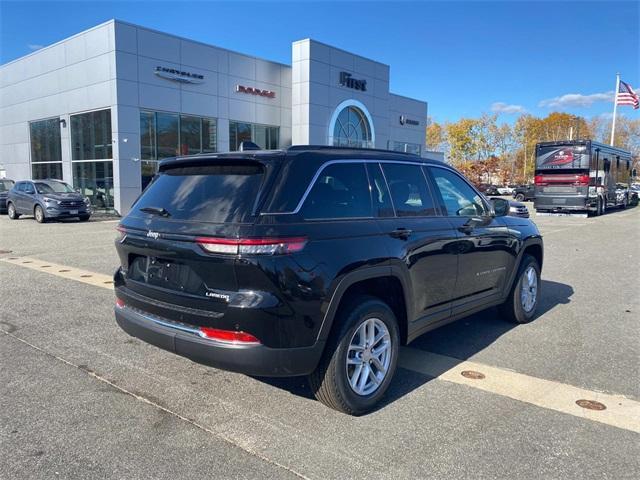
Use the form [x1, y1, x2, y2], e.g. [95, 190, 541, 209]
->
[195, 237, 307, 255]
[116, 225, 127, 241]
[115, 298, 125, 308]
[576, 174, 590, 186]
[198, 327, 261, 345]
[534, 175, 545, 186]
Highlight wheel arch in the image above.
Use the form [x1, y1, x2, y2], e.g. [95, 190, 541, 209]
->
[317, 266, 413, 346]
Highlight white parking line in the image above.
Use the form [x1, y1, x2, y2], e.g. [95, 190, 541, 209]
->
[399, 348, 640, 433]
[0, 255, 114, 289]
[3, 254, 639, 432]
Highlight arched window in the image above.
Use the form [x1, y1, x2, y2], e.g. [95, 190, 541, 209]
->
[329, 100, 374, 148]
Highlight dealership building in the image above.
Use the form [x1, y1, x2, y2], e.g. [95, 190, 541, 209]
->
[0, 20, 432, 214]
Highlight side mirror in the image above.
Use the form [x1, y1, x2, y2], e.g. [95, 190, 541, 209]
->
[491, 197, 510, 217]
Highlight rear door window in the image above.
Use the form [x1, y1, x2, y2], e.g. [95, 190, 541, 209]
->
[133, 162, 265, 223]
[366, 163, 394, 217]
[302, 163, 372, 219]
[381, 163, 437, 217]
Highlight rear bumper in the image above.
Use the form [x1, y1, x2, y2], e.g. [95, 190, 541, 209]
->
[534, 196, 592, 212]
[115, 304, 325, 377]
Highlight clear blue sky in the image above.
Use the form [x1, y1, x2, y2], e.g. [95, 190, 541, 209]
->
[1, 1, 638, 123]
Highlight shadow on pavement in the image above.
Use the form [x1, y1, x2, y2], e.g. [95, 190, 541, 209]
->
[257, 279, 574, 410]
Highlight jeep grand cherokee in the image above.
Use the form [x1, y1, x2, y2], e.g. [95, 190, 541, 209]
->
[114, 146, 543, 415]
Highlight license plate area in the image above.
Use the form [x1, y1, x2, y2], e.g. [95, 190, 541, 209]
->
[70, 209, 78, 214]
[129, 255, 203, 293]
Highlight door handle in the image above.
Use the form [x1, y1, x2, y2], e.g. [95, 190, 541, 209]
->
[389, 228, 412, 239]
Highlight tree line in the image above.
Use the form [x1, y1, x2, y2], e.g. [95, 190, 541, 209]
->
[426, 112, 640, 185]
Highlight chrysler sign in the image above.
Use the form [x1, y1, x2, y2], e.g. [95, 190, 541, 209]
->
[236, 85, 276, 98]
[154, 66, 204, 84]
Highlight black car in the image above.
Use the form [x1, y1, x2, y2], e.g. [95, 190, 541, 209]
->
[512, 184, 535, 202]
[478, 184, 500, 196]
[7, 179, 91, 222]
[491, 197, 530, 218]
[114, 146, 543, 415]
[0, 178, 15, 213]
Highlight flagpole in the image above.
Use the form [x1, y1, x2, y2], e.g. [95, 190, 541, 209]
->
[610, 73, 620, 146]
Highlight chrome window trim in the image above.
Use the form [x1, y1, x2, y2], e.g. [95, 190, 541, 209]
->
[261, 158, 443, 216]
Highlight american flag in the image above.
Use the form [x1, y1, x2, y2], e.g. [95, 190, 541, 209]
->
[616, 80, 639, 109]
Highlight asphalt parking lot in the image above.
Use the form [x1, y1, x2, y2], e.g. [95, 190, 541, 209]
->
[1, 205, 639, 479]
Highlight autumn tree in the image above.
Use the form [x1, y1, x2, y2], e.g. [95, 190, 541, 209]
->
[426, 120, 445, 151]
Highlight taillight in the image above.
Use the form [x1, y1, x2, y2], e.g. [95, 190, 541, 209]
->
[576, 174, 590, 186]
[195, 237, 307, 255]
[115, 298, 125, 308]
[198, 327, 261, 345]
[534, 175, 545, 186]
[116, 225, 127, 241]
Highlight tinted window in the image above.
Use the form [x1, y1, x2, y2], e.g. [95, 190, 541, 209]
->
[366, 163, 394, 217]
[134, 163, 264, 223]
[23, 183, 36, 194]
[71, 109, 112, 160]
[430, 168, 487, 217]
[381, 163, 436, 217]
[302, 163, 371, 219]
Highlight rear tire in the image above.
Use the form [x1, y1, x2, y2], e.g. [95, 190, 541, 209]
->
[499, 254, 541, 324]
[308, 296, 399, 415]
[515, 193, 525, 202]
[34, 205, 46, 223]
[7, 203, 19, 219]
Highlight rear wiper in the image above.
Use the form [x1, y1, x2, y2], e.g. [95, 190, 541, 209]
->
[139, 206, 171, 217]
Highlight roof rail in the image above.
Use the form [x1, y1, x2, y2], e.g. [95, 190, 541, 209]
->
[285, 145, 422, 156]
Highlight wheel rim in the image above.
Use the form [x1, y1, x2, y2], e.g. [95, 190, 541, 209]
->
[346, 317, 392, 396]
[35, 207, 43, 221]
[8, 204, 14, 217]
[520, 266, 538, 313]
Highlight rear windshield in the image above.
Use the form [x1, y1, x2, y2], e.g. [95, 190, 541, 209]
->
[536, 145, 589, 170]
[0, 180, 14, 192]
[134, 163, 265, 223]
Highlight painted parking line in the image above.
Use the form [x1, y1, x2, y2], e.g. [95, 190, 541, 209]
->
[0, 255, 114, 289]
[2, 254, 639, 432]
[399, 348, 640, 433]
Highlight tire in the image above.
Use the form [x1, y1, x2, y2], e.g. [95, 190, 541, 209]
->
[308, 295, 400, 415]
[515, 193, 525, 202]
[595, 197, 602, 216]
[79, 214, 90, 222]
[499, 254, 541, 324]
[621, 196, 628, 210]
[34, 204, 46, 223]
[7, 202, 19, 219]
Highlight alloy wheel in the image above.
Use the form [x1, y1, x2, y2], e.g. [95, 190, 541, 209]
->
[346, 317, 392, 396]
[520, 266, 538, 313]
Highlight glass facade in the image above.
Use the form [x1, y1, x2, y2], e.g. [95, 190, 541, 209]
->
[73, 161, 114, 209]
[29, 118, 62, 179]
[332, 106, 372, 148]
[390, 141, 422, 155]
[69, 109, 114, 210]
[140, 111, 218, 189]
[71, 109, 112, 160]
[229, 121, 279, 151]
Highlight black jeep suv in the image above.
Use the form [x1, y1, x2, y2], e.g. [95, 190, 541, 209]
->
[114, 146, 543, 415]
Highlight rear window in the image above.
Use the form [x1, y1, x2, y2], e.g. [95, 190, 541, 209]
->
[134, 163, 265, 223]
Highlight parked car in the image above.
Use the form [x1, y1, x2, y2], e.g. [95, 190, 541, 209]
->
[477, 184, 500, 196]
[629, 184, 640, 206]
[113, 146, 544, 415]
[496, 185, 514, 195]
[7, 179, 91, 223]
[491, 197, 530, 218]
[0, 178, 15, 213]
[512, 184, 535, 202]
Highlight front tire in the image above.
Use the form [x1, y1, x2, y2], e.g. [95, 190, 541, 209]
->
[34, 205, 46, 223]
[309, 296, 400, 415]
[515, 193, 525, 202]
[499, 254, 541, 324]
[7, 203, 19, 219]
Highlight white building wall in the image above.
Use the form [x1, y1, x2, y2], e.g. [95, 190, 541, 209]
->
[0, 21, 117, 184]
